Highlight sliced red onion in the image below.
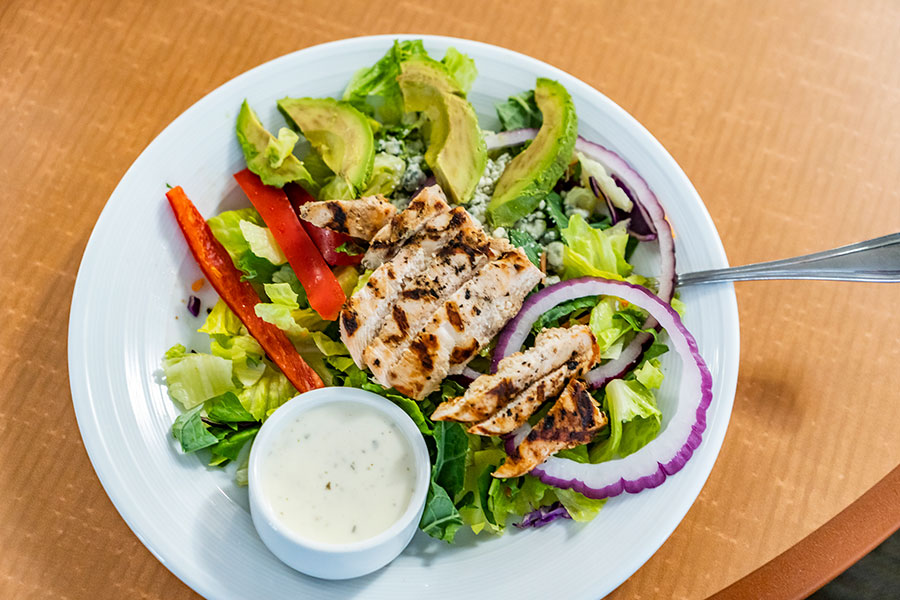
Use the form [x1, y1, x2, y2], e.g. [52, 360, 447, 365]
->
[515, 502, 572, 529]
[503, 424, 532, 455]
[456, 365, 485, 385]
[486, 129, 677, 388]
[520, 277, 712, 499]
[611, 174, 656, 241]
[187, 295, 201, 317]
[483, 128, 539, 150]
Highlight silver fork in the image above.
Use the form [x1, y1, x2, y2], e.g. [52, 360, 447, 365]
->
[676, 232, 900, 286]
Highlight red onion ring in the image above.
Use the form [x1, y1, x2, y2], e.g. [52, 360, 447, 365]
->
[523, 277, 712, 499]
[485, 130, 676, 388]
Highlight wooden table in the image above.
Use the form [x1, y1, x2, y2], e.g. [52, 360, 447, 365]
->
[2, 1, 899, 598]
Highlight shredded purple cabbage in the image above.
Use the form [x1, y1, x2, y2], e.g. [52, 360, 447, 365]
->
[515, 502, 572, 529]
[187, 295, 201, 317]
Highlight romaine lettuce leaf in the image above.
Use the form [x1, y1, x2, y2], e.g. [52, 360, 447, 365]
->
[363, 152, 406, 195]
[162, 344, 236, 409]
[440, 47, 477, 93]
[239, 220, 286, 265]
[343, 40, 428, 125]
[207, 208, 279, 282]
[589, 378, 662, 462]
[236, 364, 297, 422]
[560, 214, 632, 280]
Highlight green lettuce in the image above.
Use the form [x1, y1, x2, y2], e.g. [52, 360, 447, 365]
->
[363, 152, 406, 195]
[200, 300, 266, 387]
[495, 89, 542, 131]
[172, 405, 219, 452]
[343, 40, 429, 125]
[238, 220, 286, 265]
[507, 229, 543, 267]
[207, 208, 279, 282]
[560, 213, 632, 280]
[440, 47, 477, 93]
[253, 282, 348, 384]
[420, 422, 468, 542]
[590, 378, 662, 462]
[162, 344, 236, 409]
[237, 364, 297, 422]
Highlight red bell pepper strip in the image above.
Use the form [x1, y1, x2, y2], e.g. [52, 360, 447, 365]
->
[233, 169, 346, 321]
[165, 186, 323, 393]
[284, 184, 363, 266]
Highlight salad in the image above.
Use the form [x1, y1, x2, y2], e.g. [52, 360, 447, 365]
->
[160, 40, 711, 543]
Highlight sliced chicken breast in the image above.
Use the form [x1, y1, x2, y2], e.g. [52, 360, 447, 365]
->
[364, 217, 494, 383]
[297, 195, 395, 241]
[467, 344, 595, 435]
[363, 185, 450, 269]
[431, 325, 598, 423]
[340, 207, 479, 367]
[492, 379, 607, 479]
[384, 248, 542, 399]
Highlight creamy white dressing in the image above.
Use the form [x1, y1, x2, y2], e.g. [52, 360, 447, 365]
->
[260, 402, 418, 544]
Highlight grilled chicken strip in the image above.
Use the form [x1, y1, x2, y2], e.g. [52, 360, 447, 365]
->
[431, 325, 599, 423]
[340, 207, 480, 367]
[467, 345, 595, 436]
[297, 195, 395, 241]
[384, 248, 543, 399]
[364, 215, 494, 383]
[493, 379, 607, 479]
[363, 185, 451, 269]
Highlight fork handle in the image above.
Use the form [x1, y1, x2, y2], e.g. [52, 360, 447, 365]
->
[676, 232, 900, 286]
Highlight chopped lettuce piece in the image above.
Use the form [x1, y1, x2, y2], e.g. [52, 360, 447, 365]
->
[363, 152, 406, 195]
[333, 265, 360, 298]
[172, 405, 219, 453]
[343, 40, 429, 125]
[420, 421, 469, 543]
[590, 378, 662, 462]
[495, 89, 542, 131]
[206, 392, 255, 424]
[162, 344, 236, 409]
[210, 334, 266, 387]
[199, 299, 243, 336]
[587, 297, 655, 360]
[238, 220, 286, 265]
[209, 427, 259, 463]
[532, 295, 597, 334]
[507, 229, 543, 267]
[351, 269, 373, 296]
[207, 208, 279, 282]
[253, 282, 348, 385]
[236, 365, 297, 422]
[440, 47, 477, 93]
[555, 488, 606, 522]
[545, 191, 569, 229]
[420, 480, 463, 543]
[560, 214, 632, 280]
[264, 127, 300, 169]
[633, 359, 664, 390]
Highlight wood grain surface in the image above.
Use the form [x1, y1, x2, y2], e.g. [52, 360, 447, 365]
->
[1, 1, 898, 598]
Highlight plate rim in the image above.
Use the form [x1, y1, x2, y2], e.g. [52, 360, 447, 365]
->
[68, 33, 740, 599]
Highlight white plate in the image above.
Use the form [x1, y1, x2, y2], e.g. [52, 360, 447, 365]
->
[69, 35, 739, 599]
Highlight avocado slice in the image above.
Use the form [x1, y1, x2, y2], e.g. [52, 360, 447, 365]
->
[277, 97, 374, 196]
[487, 78, 577, 227]
[398, 57, 486, 204]
[235, 100, 313, 188]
